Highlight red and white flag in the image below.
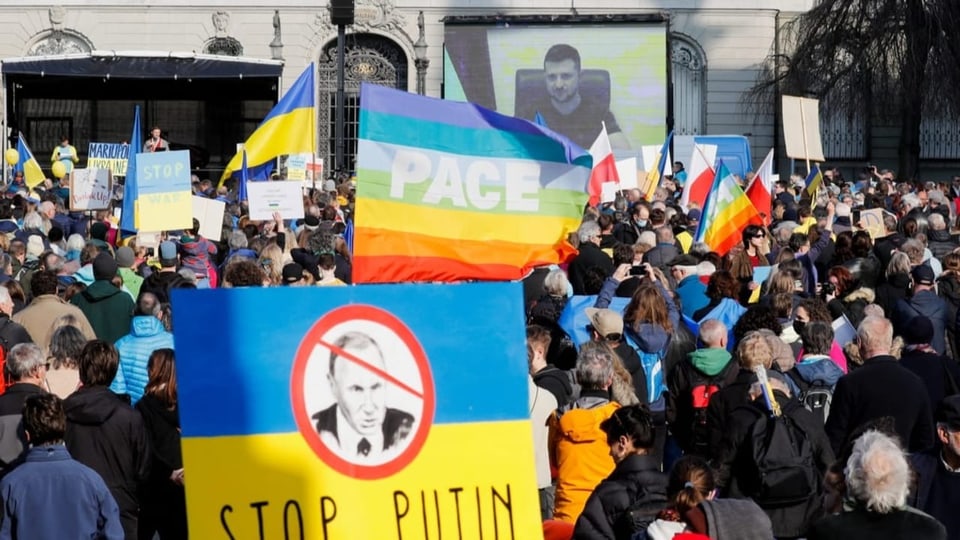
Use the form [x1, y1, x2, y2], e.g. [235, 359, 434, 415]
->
[680, 143, 717, 211]
[745, 148, 775, 225]
[587, 122, 620, 206]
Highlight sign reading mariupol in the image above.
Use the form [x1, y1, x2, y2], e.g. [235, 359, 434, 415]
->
[172, 283, 540, 539]
[87, 142, 130, 176]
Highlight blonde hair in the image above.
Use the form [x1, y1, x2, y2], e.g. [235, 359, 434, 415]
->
[258, 243, 284, 285]
[736, 332, 773, 370]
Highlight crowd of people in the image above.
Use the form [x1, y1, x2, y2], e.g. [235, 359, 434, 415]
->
[0, 171, 356, 539]
[526, 169, 960, 539]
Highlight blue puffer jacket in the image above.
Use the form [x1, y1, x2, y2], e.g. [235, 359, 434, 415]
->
[110, 316, 174, 404]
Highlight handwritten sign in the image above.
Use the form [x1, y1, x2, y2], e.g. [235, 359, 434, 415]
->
[246, 181, 305, 221]
[859, 208, 887, 239]
[192, 196, 225, 241]
[69, 168, 112, 210]
[172, 283, 540, 539]
[87, 142, 130, 177]
[135, 150, 193, 231]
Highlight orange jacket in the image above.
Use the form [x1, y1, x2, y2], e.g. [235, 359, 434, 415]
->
[549, 400, 620, 523]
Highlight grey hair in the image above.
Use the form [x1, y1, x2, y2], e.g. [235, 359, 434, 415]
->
[886, 252, 911, 278]
[655, 226, 674, 243]
[228, 230, 248, 250]
[858, 316, 893, 355]
[698, 319, 727, 347]
[577, 221, 601, 243]
[7, 343, 44, 380]
[845, 430, 909, 513]
[66, 234, 86, 253]
[543, 269, 569, 297]
[901, 193, 920, 210]
[697, 261, 716, 277]
[22, 212, 43, 231]
[689, 242, 711, 258]
[928, 213, 946, 231]
[575, 341, 615, 390]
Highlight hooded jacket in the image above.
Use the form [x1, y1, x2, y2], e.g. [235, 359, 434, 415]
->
[572, 454, 668, 540]
[110, 316, 174, 404]
[551, 392, 620, 523]
[139, 270, 193, 304]
[927, 228, 955, 263]
[827, 287, 875, 329]
[64, 386, 150, 540]
[70, 280, 135, 344]
[177, 235, 217, 278]
[792, 355, 845, 388]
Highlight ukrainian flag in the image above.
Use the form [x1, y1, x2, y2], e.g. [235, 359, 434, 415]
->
[14, 135, 46, 189]
[220, 63, 316, 184]
[805, 164, 823, 196]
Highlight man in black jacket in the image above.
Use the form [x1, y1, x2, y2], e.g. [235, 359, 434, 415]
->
[527, 324, 575, 408]
[909, 395, 960, 540]
[825, 316, 934, 454]
[65, 340, 149, 540]
[568, 221, 613, 295]
[0, 343, 46, 471]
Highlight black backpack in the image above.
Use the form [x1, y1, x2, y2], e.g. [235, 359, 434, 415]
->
[786, 371, 833, 425]
[617, 481, 668, 538]
[688, 371, 725, 456]
[744, 406, 819, 507]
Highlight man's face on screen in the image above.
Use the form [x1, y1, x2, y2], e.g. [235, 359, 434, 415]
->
[544, 59, 580, 104]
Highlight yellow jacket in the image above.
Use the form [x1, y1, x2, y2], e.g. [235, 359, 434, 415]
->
[51, 144, 79, 165]
[549, 399, 620, 523]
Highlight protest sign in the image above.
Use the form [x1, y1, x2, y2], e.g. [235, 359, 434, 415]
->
[87, 142, 130, 176]
[135, 150, 192, 231]
[173, 282, 540, 539]
[615, 157, 638, 190]
[192, 196, 225, 241]
[69, 168, 112, 210]
[782, 96, 825, 163]
[859, 208, 887, 239]
[247, 181, 305, 221]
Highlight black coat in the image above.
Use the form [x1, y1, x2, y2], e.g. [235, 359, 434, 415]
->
[135, 394, 187, 538]
[714, 394, 835, 539]
[568, 243, 614, 296]
[875, 272, 911, 317]
[824, 356, 934, 454]
[808, 506, 946, 540]
[64, 386, 150, 540]
[572, 454, 668, 540]
[0, 314, 33, 353]
[705, 369, 756, 460]
[898, 349, 960, 409]
[893, 290, 950, 355]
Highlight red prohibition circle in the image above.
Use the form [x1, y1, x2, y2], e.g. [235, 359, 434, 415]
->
[291, 304, 435, 480]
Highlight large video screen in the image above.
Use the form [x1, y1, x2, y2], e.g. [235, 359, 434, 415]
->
[443, 23, 668, 151]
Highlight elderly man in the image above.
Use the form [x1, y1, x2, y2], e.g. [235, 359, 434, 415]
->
[567, 220, 613, 295]
[809, 431, 946, 539]
[0, 344, 48, 471]
[826, 316, 934, 454]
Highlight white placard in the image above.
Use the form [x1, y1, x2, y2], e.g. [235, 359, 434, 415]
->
[600, 182, 619, 204]
[246, 181, 305, 221]
[192, 196, 226, 241]
[70, 168, 112, 210]
[782, 95, 825, 162]
[615, 158, 638, 190]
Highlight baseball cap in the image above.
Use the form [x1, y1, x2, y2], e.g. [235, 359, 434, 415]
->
[159, 241, 178, 264]
[686, 208, 702, 224]
[936, 395, 960, 430]
[584, 308, 624, 339]
[911, 265, 935, 286]
[281, 262, 305, 285]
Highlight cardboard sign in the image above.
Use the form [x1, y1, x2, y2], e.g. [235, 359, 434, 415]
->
[135, 150, 193, 232]
[287, 153, 324, 182]
[192, 196, 225, 241]
[782, 96, 825, 162]
[87, 142, 130, 177]
[172, 283, 540, 539]
[70, 168, 112, 210]
[246, 181, 305, 221]
[859, 208, 887, 239]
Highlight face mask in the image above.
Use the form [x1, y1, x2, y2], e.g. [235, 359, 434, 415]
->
[635, 219, 648, 227]
[793, 320, 806, 336]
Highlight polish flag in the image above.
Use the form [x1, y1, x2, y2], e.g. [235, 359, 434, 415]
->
[745, 148, 775, 225]
[587, 123, 620, 206]
[680, 143, 717, 211]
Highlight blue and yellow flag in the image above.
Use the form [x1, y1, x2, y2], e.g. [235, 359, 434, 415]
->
[172, 283, 541, 539]
[643, 130, 673, 201]
[120, 105, 142, 234]
[220, 63, 315, 184]
[14, 135, 45, 189]
[805, 164, 823, 196]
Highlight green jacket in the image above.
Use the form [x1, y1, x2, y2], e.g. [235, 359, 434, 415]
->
[70, 280, 134, 344]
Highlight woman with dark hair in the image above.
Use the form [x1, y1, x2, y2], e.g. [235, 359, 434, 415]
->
[824, 265, 874, 328]
[572, 405, 667, 540]
[842, 231, 880, 289]
[2, 279, 26, 314]
[135, 349, 186, 540]
[691, 271, 746, 330]
[829, 231, 854, 268]
[729, 225, 770, 303]
[46, 325, 87, 399]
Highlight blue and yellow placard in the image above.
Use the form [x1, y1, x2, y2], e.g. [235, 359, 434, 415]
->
[135, 149, 192, 231]
[172, 283, 540, 539]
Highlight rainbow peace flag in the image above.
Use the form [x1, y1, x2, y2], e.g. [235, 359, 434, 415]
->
[219, 63, 315, 183]
[353, 84, 591, 284]
[695, 160, 763, 255]
[173, 283, 541, 538]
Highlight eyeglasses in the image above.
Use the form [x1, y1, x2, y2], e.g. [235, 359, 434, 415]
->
[753, 233, 766, 239]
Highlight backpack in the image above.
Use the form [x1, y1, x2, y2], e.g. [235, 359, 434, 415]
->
[617, 481, 668, 538]
[786, 371, 833, 425]
[624, 333, 667, 412]
[688, 371, 725, 456]
[744, 407, 819, 507]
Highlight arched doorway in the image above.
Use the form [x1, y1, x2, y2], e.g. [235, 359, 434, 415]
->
[671, 34, 706, 137]
[318, 34, 408, 173]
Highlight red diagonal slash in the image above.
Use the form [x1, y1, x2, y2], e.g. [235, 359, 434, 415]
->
[318, 339, 424, 399]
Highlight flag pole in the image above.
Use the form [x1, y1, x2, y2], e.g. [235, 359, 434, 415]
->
[799, 99, 811, 176]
